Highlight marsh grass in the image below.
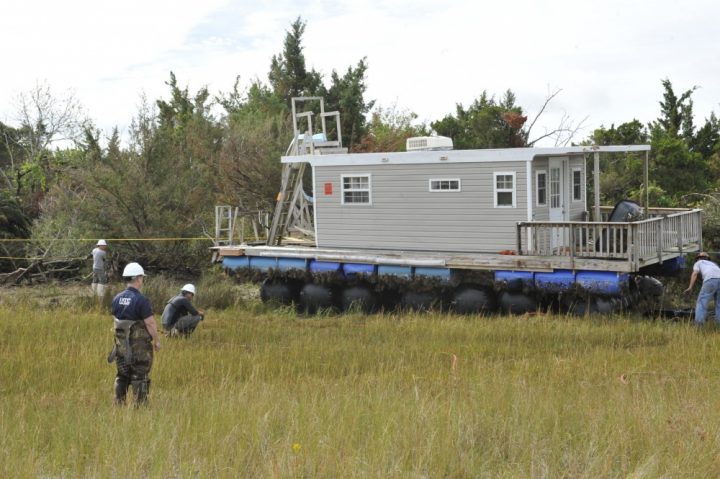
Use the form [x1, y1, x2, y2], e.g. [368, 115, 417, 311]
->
[0, 271, 253, 313]
[1, 298, 720, 477]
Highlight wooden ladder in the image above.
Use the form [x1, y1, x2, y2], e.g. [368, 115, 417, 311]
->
[267, 162, 308, 246]
[214, 205, 239, 246]
[266, 97, 346, 246]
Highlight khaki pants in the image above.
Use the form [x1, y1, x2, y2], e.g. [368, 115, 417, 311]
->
[167, 314, 203, 336]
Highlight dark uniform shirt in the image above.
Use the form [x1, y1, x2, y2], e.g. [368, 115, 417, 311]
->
[111, 287, 153, 321]
[161, 294, 199, 328]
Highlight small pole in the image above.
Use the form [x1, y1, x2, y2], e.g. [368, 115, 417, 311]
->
[594, 151, 601, 221]
[644, 150, 650, 216]
[516, 223, 522, 255]
[678, 215, 684, 254]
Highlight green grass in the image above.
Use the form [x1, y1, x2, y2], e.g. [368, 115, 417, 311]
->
[1, 292, 720, 477]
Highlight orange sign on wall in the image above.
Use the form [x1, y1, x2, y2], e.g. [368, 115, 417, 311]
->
[324, 183, 333, 195]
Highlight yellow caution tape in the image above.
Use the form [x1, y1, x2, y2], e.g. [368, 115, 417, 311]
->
[0, 237, 213, 243]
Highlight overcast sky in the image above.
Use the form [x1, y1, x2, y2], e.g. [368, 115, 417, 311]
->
[1, 0, 719, 146]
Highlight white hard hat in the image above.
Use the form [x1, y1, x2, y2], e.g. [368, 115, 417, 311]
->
[181, 283, 196, 295]
[122, 262, 145, 277]
[97, 239, 107, 246]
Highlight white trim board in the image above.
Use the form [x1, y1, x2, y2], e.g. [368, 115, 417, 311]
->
[283, 145, 651, 166]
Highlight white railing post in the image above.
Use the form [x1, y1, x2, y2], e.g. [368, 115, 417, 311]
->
[516, 223, 523, 255]
[656, 220, 663, 264]
[677, 215, 683, 254]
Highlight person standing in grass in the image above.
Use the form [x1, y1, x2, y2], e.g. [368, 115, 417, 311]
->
[110, 262, 161, 405]
[91, 239, 108, 298]
[161, 283, 204, 336]
[684, 252, 720, 326]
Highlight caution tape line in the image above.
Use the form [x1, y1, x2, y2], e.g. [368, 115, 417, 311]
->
[0, 237, 214, 243]
[0, 256, 89, 260]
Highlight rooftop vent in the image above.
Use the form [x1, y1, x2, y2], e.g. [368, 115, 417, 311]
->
[406, 136, 453, 151]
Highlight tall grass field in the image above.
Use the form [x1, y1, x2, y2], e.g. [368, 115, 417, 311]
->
[1, 279, 720, 477]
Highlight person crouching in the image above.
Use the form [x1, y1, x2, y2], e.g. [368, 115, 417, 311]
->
[161, 284, 204, 336]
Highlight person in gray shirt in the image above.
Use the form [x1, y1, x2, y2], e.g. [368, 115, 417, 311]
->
[161, 284, 204, 336]
[685, 251, 720, 326]
[91, 240, 109, 297]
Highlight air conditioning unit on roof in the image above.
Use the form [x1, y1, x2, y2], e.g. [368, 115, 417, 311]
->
[406, 136, 454, 151]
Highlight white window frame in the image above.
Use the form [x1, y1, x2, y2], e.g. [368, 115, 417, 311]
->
[572, 167, 582, 202]
[428, 178, 461, 192]
[535, 170, 547, 207]
[493, 171, 516, 208]
[341, 174, 372, 205]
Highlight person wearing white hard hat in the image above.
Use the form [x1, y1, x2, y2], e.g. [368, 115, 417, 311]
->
[90, 239, 109, 297]
[160, 283, 204, 336]
[108, 262, 160, 405]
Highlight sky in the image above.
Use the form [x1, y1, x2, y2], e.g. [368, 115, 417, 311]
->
[1, 0, 719, 146]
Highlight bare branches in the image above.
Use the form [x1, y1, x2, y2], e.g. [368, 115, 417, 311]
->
[13, 81, 86, 158]
[525, 87, 588, 147]
[525, 88, 562, 139]
[528, 113, 589, 147]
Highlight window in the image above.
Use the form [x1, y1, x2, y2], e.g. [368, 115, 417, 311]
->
[429, 178, 461, 192]
[550, 167, 561, 208]
[572, 168, 582, 202]
[341, 175, 371, 204]
[493, 172, 516, 208]
[536, 170, 547, 206]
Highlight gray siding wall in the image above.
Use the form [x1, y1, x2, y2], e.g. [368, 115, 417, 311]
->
[532, 158, 549, 221]
[568, 156, 587, 221]
[314, 161, 528, 252]
[530, 156, 586, 221]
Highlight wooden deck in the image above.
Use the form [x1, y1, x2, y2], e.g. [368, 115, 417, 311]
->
[215, 208, 701, 274]
[217, 245, 664, 273]
[517, 208, 702, 270]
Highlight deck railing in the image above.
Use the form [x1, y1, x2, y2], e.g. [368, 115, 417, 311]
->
[516, 209, 702, 268]
[596, 206, 698, 221]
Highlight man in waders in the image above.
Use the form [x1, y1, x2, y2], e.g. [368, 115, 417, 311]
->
[109, 262, 160, 405]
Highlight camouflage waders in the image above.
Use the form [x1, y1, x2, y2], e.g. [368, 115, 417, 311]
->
[113, 318, 154, 405]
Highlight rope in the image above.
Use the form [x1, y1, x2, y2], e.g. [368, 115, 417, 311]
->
[0, 237, 213, 243]
[0, 256, 89, 260]
[0, 237, 215, 260]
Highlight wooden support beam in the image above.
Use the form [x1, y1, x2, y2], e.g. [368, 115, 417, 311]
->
[594, 151, 601, 221]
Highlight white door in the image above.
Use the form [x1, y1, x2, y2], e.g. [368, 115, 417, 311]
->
[549, 158, 566, 221]
[549, 158, 568, 249]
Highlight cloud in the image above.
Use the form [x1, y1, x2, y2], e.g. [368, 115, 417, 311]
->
[1, 0, 719, 145]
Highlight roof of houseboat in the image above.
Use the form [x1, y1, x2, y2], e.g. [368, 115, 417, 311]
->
[282, 145, 651, 167]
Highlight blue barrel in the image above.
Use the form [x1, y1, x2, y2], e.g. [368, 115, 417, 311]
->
[343, 263, 376, 276]
[414, 267, 451, 281]
[249, 257, 278, 272]
[576, 271, 628, 296]
[378, 265, 412, 278]
[277, 258, 307, 272]
[223, 256, 250, 270]
[535, 270, 575, 293]
[309, 260, 341, 273]
[495, 271, 534, 293]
